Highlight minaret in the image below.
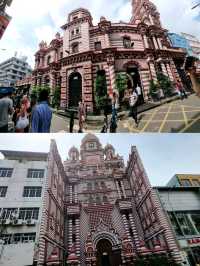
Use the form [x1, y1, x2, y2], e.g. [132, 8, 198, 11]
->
[130, 0, 162, 27]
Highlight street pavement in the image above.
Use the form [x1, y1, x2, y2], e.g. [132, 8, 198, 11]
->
[51, 94, 200, 133]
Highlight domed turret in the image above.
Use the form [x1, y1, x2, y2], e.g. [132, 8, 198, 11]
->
[104, 144, 115, 160]
[68, 146, 79, 161]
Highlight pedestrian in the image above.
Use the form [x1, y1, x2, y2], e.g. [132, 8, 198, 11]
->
[21, 95, 31, 132]
[69, 111, 75, 133]
[0, 91, 14, 133]
[15, 104, 29, 133]
[176, 80, 187, 100]
[135, 84, 143, 105]
[31, 89, 52, 133]
[78, 101, 85, 133]
[110, 112, 117, 133]
[101, 117, 108, 133]
[104, 94, 111, 120]
[129, 89, 139, 127]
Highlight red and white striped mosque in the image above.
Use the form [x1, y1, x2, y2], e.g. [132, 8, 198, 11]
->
[35, 134, 184, 266]
[31, 0, 187, 113]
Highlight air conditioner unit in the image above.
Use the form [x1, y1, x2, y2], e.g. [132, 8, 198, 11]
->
[26, 219, 36, 225]
[1, 219, 6, 225]
[12, 219, 23, 225]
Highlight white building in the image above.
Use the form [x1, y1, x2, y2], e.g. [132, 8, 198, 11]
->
[154, 186, 200, 266]
[0, 150, 48, 266]
[0, 56, 32, 87]
[181, 33, 200, 59]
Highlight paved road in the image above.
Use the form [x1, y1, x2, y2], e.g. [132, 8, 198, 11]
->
[51, 94, 200, 133]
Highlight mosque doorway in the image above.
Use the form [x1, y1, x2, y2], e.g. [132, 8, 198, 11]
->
[68, 72, 82, 107]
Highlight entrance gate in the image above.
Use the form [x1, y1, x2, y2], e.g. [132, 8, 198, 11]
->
[96, 239, 122, 266]
[68, 72, 82, 107]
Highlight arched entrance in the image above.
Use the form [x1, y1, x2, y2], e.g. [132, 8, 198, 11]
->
[68, 72, 82, 107]
[96, 239, 122, 266]
[126, 66, 144, 105]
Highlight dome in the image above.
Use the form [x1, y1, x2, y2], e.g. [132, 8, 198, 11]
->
[81, 133, 99, 144]
[68, 146, 79, 161]
[104, 144, 114, 151]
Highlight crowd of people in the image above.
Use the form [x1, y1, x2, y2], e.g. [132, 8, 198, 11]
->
[0, 80, 189, 133]
[0, 89, 52, 133]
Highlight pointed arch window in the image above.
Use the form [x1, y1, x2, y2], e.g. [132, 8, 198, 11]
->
[72, 42, 79, 54]
[103, 195, 108, 203]
[96, 196, 101, 205]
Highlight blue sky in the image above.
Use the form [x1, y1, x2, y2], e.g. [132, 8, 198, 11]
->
[0, 0, 200, 67]
[0, 134, 200, 187]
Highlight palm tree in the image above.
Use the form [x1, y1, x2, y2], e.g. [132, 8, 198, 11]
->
[192, 2, 200, 9]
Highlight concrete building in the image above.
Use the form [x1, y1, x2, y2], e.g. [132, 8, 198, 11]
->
[0, 150, 48, 266]
[32, 0, 187, 112]
[155, 186, 200, 266]
[181, 33, 200, 60]
[167, 174, 200, 187]
[0, 56, 32, 87]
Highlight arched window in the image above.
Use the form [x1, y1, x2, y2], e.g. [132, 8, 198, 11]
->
[103, 195, 108, 203]
[72, 43, 79, 53]
[89, 195, 94, 204]
[47, 55, 51, 65]
[95, 182, 99, 190]
[87, 183, 92, 191]
[123, 37, 133, 49]
[96, 196, 101, 205]
[101, 181, 106, 189]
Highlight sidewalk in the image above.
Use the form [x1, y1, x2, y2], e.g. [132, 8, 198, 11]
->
[53, 93, 193, 125]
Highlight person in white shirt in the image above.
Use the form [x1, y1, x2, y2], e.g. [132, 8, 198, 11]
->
[129, 90, 139, 127]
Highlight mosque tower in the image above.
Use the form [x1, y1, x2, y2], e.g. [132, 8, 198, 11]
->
[130, 0, 162, 27]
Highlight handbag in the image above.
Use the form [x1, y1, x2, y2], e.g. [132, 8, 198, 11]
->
[16, 115, 29, 129]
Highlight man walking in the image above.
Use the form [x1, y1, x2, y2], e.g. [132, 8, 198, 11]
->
[176, 80, 187, 100]
[31, 89, 52, 133]
[129, 89, 139, 127]
[0, 91, 14, 132]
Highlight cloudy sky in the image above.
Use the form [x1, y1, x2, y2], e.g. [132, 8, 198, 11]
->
[0, 0, 200, 67]
[0, 133, 200, 186]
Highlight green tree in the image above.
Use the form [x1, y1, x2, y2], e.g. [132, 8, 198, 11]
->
[30, 86, 50, 102]
[95, 72, 107, 111]
[52, 86, 61, 109]
[116, 73, 128, 102]
[157, 72, 173, 97]
[149, 80, 158, 100]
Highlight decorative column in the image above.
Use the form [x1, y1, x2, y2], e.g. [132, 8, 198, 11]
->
[107, 54, 116, 95]
[60, 67, 67, 109]
[149, 15, 154, 25]
[143, 35, 149, 49]
[68, 219, 73, 248]
[157, 38, 163, 49]
[152, 36, 159, 49]
[148, 57, 157, 82]
[75, 219, 81, 261]
[69, 185, 73, 204]
[166, 63, 174, 82]
[120, 180, 126, 199]
[74, 185, 78, 204]
[122, 214, 132, 241]
[161, 62, 168, 77]
[128, 213, 140, 250]
[116, 181, 122, 199]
